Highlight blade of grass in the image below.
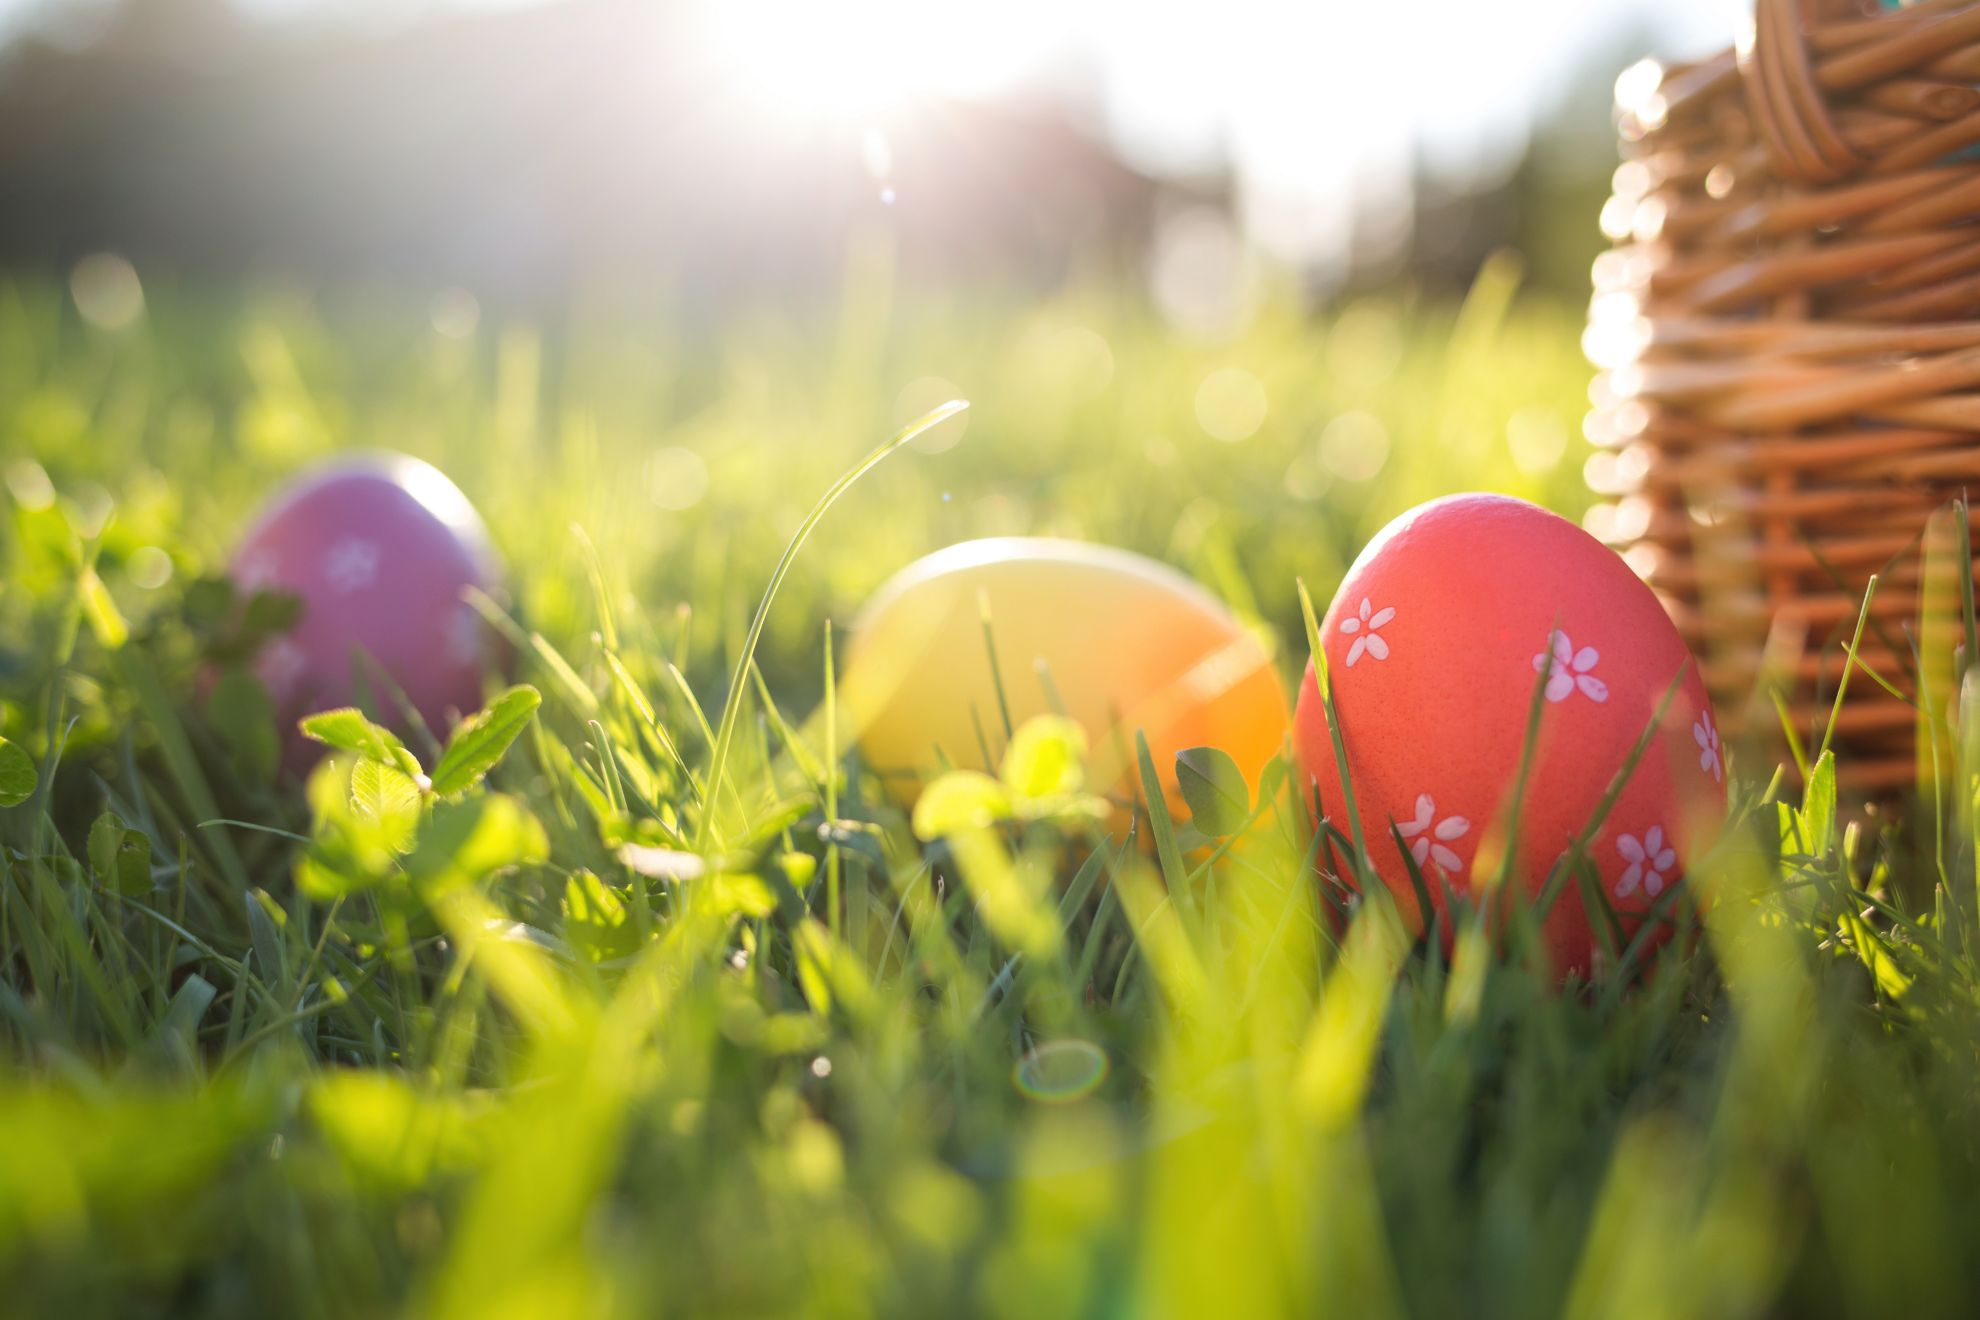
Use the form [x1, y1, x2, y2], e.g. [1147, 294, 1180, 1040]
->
[977, 589, 1015, 743]
[825, 619, 842, 940]
[695, 400, 967, 853]
[1818, 575, 1878, 762]
[1296, 578, 1371, 886]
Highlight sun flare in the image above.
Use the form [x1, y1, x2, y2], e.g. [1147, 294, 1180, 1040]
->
[696, 0, 1039, 123]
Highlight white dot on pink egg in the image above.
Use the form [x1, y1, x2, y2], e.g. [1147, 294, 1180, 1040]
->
[229, 453, 506, 772]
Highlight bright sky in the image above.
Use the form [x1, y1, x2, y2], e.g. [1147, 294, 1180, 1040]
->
[1060, 0, 1747, 267]
[1, 0, 1749, 269]
[678, 0, 1747, 270]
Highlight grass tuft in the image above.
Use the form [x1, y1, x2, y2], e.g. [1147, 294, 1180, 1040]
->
[5, 281, 1980, 1316]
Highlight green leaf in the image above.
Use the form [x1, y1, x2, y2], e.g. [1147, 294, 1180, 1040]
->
[0, 736, 36, 808]
[1135, 731, 1189, 895]
[709, 872, 780, 919]
[563, 869, 637, 962]
[246, 889, 289, 997]
[1255, 753, 1289, 813]
[350, 758, 422, 854]
[208, 667, 278, 782]
[1000, 714, 1087, 800]
[295, 854, 362, 903]
[183, 575, 237, 629]
[298, 708, 423, 780]
[88, 811, 153, 896]
[1803, 749, 1837, 857]
[241, 588, 305, 641]
[776, 850, 818, 893]
[429, 685, 541, 797]
[739, 795, 819, 854]
[407, 794, 549, 895]
[793, 918, 874, 1018]
[107, 825, 152, 897]
[912, 771, 1013, 841]
[308, 1072, 492, 1190]
[88, 812, 123, 883]
[146, 974, 216, 1071]
[294, 757, 404, 901]
[1175, 745, 1249, 837]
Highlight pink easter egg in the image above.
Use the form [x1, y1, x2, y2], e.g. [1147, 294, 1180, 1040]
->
[1292, 493, 1725, 979]
[229, 453, 505, 772]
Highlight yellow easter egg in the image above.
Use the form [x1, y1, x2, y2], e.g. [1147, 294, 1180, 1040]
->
[840, 538, 1288, 811]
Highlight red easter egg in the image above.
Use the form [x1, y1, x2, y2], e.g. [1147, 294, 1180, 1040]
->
[230, 453, 505, 772]
[1293, 494, 1724, 978]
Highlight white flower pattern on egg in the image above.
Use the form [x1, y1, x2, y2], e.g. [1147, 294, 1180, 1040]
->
[1693, 710, 1722, 783]
[444, 603, 484, 666]
[259, 637, 307, 698]
[1533, 630, 1608, 703]
[1339, 597, 1395, 668]
[1615, 825, 1677, 899]
[1397, 793, 1470, 876]
[323, 537, 382, 595]
[236, 548, 280, 593]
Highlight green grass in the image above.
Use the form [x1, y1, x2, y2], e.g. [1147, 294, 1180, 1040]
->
[5, 256, 1980, 1318]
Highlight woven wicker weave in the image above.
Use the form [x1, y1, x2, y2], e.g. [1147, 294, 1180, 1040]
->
[1586, 0, 1980, 795]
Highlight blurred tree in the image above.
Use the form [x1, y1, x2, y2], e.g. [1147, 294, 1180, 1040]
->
[0, 0, 1171, 312]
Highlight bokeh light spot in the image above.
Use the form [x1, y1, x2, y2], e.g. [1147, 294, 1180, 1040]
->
[64, 485, 114, 540]
[1328, 300, 1404, 389]
[861, 128, 893, 181]
[1284, 451, 1330, 502]
[1150, 207, 1256, 340]
[1195, 367, 1267, 443]
[5, 460, 55, 511]
[1318, 410, 1389, 481]
[429, 287, 481, 339]
[1013, 323, 1114, 402]
[1013, 1039, 1109, 1104]
[1583, 450, 1615, 492]
[896, 377, 970, 453]
[128, 546, 173, 590]
[649, 447, 711, 511]
[1613, 58, 1663, 117]
[1506, 406, 1569, 476]
[70, 253, 144, 331]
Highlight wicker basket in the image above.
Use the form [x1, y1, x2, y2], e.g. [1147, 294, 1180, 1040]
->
[1585, 0, 1980, 795]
